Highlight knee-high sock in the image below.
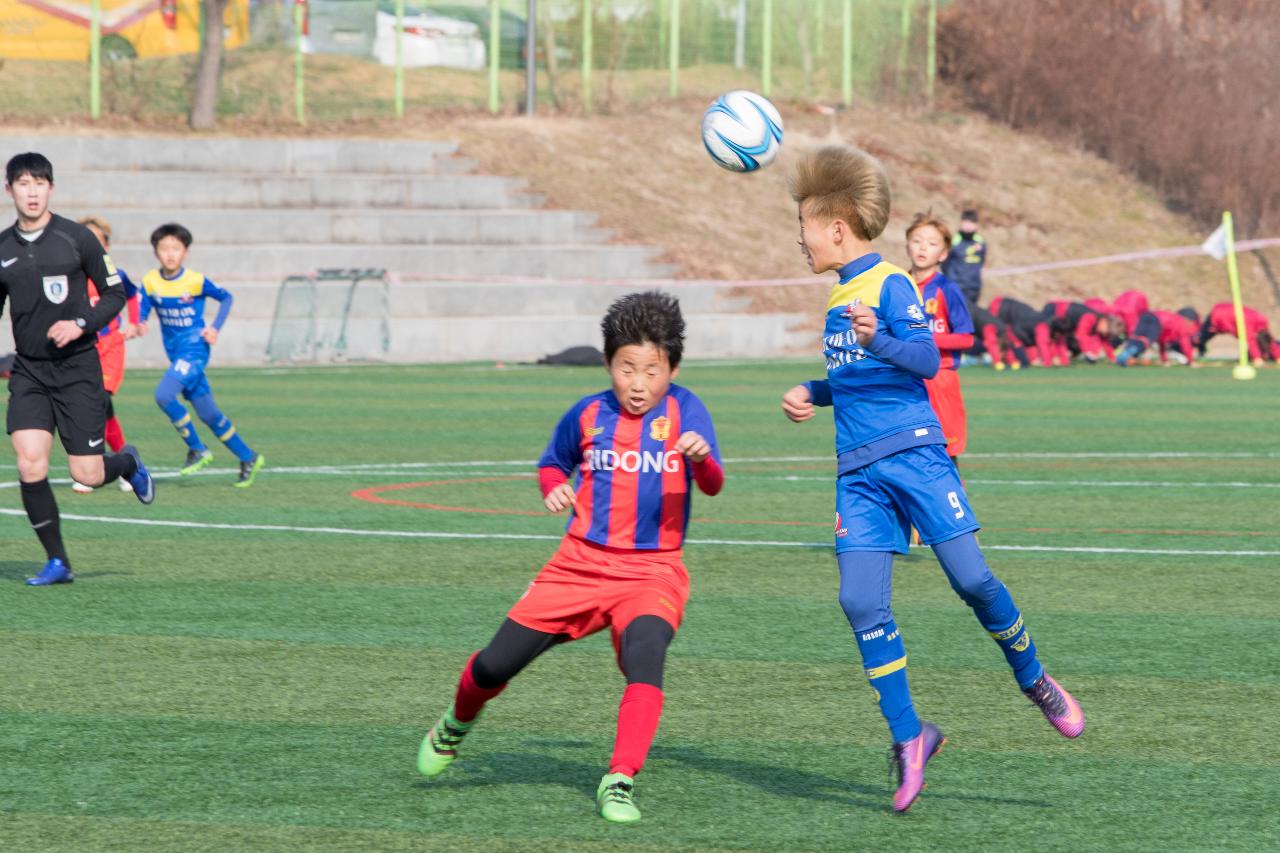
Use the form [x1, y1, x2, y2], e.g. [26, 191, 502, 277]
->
[452, 651, 507, 723]
[933, 534, 1044, 689]
[21, 479, 67, 563]
[104, 395, 125, 453]
[192, 394, 255, 462]
[610, 683, 664, 777]
[855, 620, 920, 743]
[100, 452, 138, 486]
[104, 416, 125, 453]
[160, 399, 207, 452]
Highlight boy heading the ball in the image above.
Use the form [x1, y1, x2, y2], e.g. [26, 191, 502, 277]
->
[416, 291, 724, 825]
[780, 145, 1084, 813]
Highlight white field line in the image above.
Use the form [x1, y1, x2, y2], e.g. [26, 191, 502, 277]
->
[762, 475, 1280, 489]
[0, 508, 1276, 558]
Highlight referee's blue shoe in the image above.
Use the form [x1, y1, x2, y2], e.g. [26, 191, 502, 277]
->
[26, 557, 74, 586]
[120, 444, 155, 505]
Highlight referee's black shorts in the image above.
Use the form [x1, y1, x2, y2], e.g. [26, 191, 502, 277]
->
[6, 349, 108, 456]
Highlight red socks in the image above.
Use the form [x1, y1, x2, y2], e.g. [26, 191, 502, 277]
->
[452, 651, 506, 723]
[104, 416, 125, 453]
[609, 683, 665, 778]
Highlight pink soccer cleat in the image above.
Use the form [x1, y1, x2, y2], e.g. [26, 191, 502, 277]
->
[1024, 674, 1085, 738]
[890, 721, 945, 813]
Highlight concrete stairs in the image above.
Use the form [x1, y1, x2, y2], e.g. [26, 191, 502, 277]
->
[0, 135, 811, 363]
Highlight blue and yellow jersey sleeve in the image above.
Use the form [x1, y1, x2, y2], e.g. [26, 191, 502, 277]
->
[809, 253, 945, 468]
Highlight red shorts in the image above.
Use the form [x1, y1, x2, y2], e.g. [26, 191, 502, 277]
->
[96, 333, 126, 395]
[507, 535, 690, 653]
[925, 368, 967, 457]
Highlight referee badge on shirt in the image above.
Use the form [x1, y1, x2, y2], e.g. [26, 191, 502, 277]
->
[649, 415, 671, 441]
[42, 275, 69, 304]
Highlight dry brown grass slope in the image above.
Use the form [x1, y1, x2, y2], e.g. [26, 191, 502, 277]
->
[432, 98, 1276, 327]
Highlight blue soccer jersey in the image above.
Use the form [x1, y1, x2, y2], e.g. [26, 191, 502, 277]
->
[538, 384, 721, 551]
[139, 267, 233, 365]
[805, 253, 945, 474]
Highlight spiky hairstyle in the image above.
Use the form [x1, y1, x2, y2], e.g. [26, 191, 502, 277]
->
[150, 222, 193, 248]
[6, 152, 53, 186]
[905, 210, 952, 245]
[790, 145, 891, 241]
[601, 290, 686, 368]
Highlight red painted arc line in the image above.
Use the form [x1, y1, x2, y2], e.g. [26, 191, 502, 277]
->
[349, 479, 1275, 539]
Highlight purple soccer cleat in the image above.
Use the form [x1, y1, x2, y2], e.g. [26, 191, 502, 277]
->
[890, 720, 945, 813]
[1024, 674, 1085, 738]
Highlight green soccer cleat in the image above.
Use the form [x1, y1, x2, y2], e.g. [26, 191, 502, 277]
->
[180, 449, 213, 476]
[596, 772, 641, 824]
[234, 453, 264, 488]
[417, 706, 474, 778]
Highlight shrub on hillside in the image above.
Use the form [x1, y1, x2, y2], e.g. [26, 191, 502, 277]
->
[939, 0, 1279, 236]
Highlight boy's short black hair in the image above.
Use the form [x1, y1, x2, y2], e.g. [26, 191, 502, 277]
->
[6, 152, 53, 186]
[1177, 306, 1199, 325]
[960, 208, 979, 222]
[601, 291, 686, 368]
[150, 222, 193, 248]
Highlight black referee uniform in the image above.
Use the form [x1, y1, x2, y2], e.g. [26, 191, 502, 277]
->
[0, 213, 125, 454]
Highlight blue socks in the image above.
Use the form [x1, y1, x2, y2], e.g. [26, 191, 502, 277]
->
[160, 399, 208, 452]
[932, 534, 1044, 689]
[854, 620, 921, 743]
[192, 394, 256, 463]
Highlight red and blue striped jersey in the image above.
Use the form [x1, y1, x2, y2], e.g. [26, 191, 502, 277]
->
[539, 385, 720, 551]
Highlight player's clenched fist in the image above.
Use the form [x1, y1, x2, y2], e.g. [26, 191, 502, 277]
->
[781, 384, 815, 422]
[847, 302, 878, 347]
[543, 482, 577, 513]
[674, 431, 711, 463]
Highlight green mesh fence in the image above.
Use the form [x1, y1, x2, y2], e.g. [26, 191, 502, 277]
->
[0, 0, 951, 122]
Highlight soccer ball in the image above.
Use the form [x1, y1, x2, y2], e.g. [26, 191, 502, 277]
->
[701, 90, 784, 173]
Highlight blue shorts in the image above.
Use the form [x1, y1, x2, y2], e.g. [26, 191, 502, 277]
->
[162, 357, 212, 401]
[834, 444, 980, 554]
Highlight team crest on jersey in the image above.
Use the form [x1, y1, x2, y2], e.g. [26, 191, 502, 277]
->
[649, 415, 671, 441]
[925, 297, 938, 316]
[42, 275, 68, 304]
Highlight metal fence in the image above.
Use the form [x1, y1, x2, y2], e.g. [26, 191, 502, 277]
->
[0, 0, 949, 123]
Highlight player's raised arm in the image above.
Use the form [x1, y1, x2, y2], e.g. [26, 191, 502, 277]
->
[859, 276, 940, 379]
[675, 393, 723, 496]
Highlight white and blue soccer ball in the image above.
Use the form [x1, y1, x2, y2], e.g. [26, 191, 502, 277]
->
[701, 90, 784, 173]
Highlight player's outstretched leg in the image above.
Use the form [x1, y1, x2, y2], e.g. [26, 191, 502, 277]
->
[890, 720, 946, 813]
[932, 533, 1085, 738]
[190, 394, 261, 488]
[418, 626, 554, 779]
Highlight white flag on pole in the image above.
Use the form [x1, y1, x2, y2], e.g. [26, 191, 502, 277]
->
[1201, 223, 1228, 261]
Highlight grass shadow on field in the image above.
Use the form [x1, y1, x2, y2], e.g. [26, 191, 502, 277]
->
[653, 744, 1054, 812]
[0, 561, 132, 582]
[412, 742, 601, 799]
